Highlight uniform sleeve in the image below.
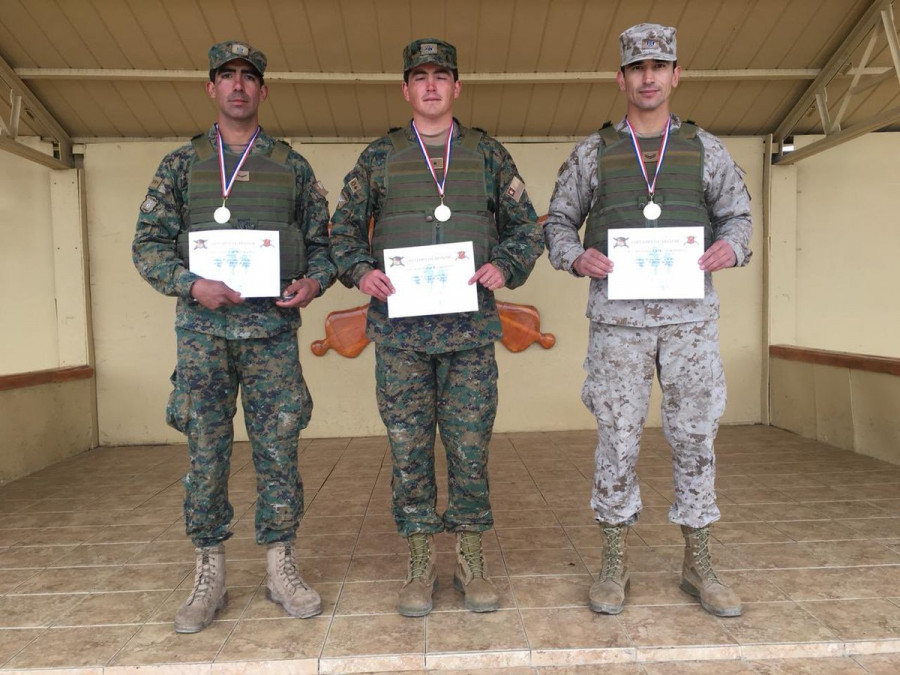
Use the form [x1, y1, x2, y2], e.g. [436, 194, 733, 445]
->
[329, 147, 381, 287]
[543, 135, 600, 274]
[291, 154, 337, 295]
[485, 140, 543, 289]
[132, 151, 199, 299]
[700, 131, 753, 267]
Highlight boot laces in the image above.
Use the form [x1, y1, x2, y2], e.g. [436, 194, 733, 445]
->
[407, 533, 431, 580]
[691, 527, 721, 583]
[277, 543, 309, 594]
[459, 531, 485, 578]
[599, 525, 625, 582]
[187, 549, 215, 604]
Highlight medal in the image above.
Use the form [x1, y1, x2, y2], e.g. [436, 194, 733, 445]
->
[214, 123, 261, 225]
[625, 116, 672, 220]
[214, 205, 231, 224]
[412, 120, 453, 221]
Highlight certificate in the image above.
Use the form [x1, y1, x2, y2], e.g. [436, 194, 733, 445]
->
[384, 241, 478, 318]
[188, 230, 280, 297]
[607, 226, 704, 300]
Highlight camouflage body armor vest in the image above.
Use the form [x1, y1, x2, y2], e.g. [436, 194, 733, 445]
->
[372, 126, 498, 268]
[177, 135, 308, 280]
[583, 122, 712, 255]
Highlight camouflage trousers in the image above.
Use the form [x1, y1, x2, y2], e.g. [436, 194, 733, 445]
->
[167, 327, 312, 547]
[582, 320, 726, 528]
[375, 343, 498, 537]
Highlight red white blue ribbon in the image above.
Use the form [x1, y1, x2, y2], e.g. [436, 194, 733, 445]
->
[624, 116, 671, 200]
[215, 123, 261, 203]
[411, 120, 453, 202]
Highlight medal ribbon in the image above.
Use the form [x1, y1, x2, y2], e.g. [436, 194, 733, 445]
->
[625, 116, 671, 201]
[411, 121, 453, 203]
[215, 123, 261, 203]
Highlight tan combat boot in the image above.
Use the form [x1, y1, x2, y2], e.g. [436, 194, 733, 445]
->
[454, 531, 499, 612]
[397, 533, 437, 617]
[680, 525, 742, 617]
[589, 523, 629, 614]
[174, 544, 227, 633]
[265, 541, 322, 618]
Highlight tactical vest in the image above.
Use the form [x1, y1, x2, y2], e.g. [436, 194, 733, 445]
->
[583, 122, 712, 254]
[176, 134, 308, 279]
[372, 126, 498, 268]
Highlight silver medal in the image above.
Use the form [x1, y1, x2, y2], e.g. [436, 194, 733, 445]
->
[434, 203, 452, 222]
[643, 201, 661, 220]
[214, 206, 231, 224]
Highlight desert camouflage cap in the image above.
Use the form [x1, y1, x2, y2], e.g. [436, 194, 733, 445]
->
[208, 40, 267, 77]
[403, 38, 457, 74]
[619, 23, 677, 66]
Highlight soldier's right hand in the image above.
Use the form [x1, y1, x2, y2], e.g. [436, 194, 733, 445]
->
[573, 248, 614, 279]
[190, 279, 244, 310]
[359, 269, 395, 302]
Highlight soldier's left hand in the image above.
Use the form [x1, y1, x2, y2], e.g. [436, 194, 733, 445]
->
[275, 278, 320, 308]
[699, 240, 736, 272]
[469, 263, 507, 291]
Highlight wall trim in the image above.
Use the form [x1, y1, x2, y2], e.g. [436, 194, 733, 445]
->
[0, 365, 94, 391]
[770, 345, 900, 376]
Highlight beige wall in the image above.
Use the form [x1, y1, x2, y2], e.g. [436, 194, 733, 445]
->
[86, 134, 764, 445]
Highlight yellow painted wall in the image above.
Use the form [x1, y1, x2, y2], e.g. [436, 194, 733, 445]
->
[86, 134, 764, 445]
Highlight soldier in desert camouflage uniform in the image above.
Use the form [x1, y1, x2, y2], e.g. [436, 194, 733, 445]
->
[133, 40, 335, 633]
[330, 38, 543, 617]
[544, 23, 752, 618]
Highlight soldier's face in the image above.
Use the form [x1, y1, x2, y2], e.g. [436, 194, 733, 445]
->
[402, 64, 460, 122]
[206, 60, 268, 123]
[616, 59, 680, 112]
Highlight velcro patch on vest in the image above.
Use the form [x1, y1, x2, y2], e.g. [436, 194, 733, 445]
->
[140, 194, 159, 214]
[347, 177, 362, 194]
[235, 171, 250, 182]
[505, 176, 526, 203]
[313, 180, 328, 197]
[148, 176, 163, 191]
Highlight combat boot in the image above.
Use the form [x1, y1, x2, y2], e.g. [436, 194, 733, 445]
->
[265, 541, 322, 618]
[454, 531, 499, 612]
[397, 533, 437, 617]
[174, 544, 227, 633]
[589, 523, 629, 614]
[680, 525, 742, 617]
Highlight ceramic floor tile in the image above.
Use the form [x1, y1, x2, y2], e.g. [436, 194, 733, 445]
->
[110, 620, 236, 666]
[321, 613, 424, 657]
[55, 590, 171, 626]
[292, 533, 357, 556]
[0, 628, 42, 666]
[215, 616, 329, 662]
[334, 580, 399, 615]
[770, 520, 860, 542]
[800, 598, 900, 640]
[345, 553, 407, 581]
[426, 608, 527, 653]
[497, 526, 573, 551]
[509, 574, 593, 608]
[53, 542, 149, 567]
[521, 606, 632, 649]
[712, 522, 795, 544]
[104, 563, 193, 592]
[767, 565, 900, 601]
[493, 509, 561, 529]
[617, 604, 737, 647]
[0, 568, 40, 594]
[0, 544, 77, 568]
[297, 515, 364, 535]
[0, 594, 85, 628]
[5, 625, 138, 668]
[852, 653, 900, 673]
[503, 547, 589, 576]
[719, 601, 837, 644]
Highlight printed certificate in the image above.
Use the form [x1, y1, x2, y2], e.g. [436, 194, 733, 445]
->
[188, 230, 280, 298]
[384, 241, 478, 318]
[607, 226, 705, 300]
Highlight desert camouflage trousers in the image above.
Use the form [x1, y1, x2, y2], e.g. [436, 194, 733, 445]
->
[375, 343, 498, 537]
[581, 320, 726, 528]
[167, 327, 312, 547]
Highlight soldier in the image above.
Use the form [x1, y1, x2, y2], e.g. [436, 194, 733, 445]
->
[132, 40, 336, 633]
[544, 23, 752, 617]
[330, 38, 543, 617]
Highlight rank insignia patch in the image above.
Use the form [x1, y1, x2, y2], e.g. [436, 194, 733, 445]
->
[505, 176, 526, 203]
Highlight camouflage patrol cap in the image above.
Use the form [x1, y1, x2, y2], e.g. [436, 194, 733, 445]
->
[208, 40, 267, 77]
[403, 38, 457, 74]
[619, 23, 677, 66]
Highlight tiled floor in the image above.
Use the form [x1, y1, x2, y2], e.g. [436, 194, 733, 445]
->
[0, 425, 899, 674]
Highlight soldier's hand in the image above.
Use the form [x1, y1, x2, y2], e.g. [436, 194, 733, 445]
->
[469, 263, 506, 291]
[699, 240, 736, 272]
[573, 248, 614, 279]
[190, 279, 243, 310]
[359, 269, 395, 302]
[275, 278, 320, 308]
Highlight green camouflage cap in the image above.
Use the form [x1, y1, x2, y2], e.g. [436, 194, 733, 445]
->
[619, 23, 677, 66]
[208, 40, 267, 76]
[403, 38, 457, 74]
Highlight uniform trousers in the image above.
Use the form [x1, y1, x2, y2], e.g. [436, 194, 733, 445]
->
[375, 342, 498, 537]
[581, 320, 726, 529]
[167, 327, 312, 547]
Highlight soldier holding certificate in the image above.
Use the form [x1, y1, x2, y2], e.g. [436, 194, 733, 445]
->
[133, 40, 335, 633]
[544, 23, 752, 617]
[330, 38, 543, 617]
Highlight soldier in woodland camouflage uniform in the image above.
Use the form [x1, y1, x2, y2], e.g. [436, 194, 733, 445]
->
[330, 38, 543, 617]
[544, 23, 751, 618]
[133, 40, 336, 633]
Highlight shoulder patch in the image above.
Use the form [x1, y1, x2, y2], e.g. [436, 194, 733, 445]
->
[347, 177, 362, 194]
[313, 180, 328, 197]
[140, 194, 159, 214]
[148, 176, 163, 190]
[504, 176, 526, 203]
